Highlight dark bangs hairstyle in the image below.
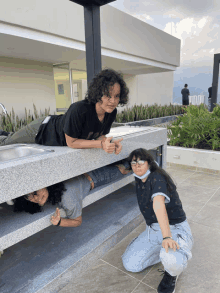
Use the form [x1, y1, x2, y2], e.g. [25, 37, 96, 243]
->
[85, 68, 129, 106]
[127, 148, 177, 192]
[13, 182, 66, 214]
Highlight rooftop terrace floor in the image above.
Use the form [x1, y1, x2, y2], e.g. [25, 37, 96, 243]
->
[58, 164, 220, 293]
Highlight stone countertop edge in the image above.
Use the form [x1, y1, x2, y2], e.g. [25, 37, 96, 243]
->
[0, 127, 167, 203]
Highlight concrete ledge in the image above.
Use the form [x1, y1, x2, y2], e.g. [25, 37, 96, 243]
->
[0, 126, 167, 203]
[167, 145, 220, 174]
[114, 114, 183, 127]
[0, 174, 134, 251]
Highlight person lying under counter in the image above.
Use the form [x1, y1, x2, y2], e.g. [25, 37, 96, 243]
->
[12, 160, 132, 227]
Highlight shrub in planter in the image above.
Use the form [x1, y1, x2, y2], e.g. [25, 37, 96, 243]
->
[0, 104, 51, 133]
[167, 104, 220, 151]
[115, 103, 185, 123]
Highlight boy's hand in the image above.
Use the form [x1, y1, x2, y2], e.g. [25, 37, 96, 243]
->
[113, 138, 123, 155]
[162, 238, 180, 253]
[51, 208, 61, 226]
[102, 137, 115, 154]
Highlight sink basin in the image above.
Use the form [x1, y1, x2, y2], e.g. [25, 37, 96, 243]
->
[0, 144, 54, 163]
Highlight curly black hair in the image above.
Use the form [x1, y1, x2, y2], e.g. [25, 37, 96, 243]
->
[127, 148, 177, 193]
[13, 182, 66, 214]
[84, 68, 129, 106]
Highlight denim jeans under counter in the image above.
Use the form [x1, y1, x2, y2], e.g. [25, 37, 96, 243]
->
[87, 165, 126, 189]
[122, 219, 194, 277]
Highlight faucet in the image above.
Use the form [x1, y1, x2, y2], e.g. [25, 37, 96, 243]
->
[0, 103, 8, 115]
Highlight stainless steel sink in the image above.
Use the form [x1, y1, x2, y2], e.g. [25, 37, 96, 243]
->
[0, 144, 54, 163]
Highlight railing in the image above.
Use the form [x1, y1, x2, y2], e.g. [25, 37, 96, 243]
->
[189, 95, 205, 105]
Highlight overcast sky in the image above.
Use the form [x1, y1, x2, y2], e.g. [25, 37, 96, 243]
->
[109, 0, 220, 69]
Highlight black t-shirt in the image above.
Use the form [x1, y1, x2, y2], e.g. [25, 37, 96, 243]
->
[35, 100, 117, 146]
[181, 88, 190, 99]
[135, 171, 186, 226]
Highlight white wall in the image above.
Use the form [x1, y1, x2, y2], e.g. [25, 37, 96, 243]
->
[0, 57, 56, 118]
[118, 71, 174, 112]
[0, 0, 180, 67]
[137, 71, 174, 106]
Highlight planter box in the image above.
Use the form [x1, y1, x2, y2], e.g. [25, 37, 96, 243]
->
[167, 145, 220, 174]
[113, 114, 183, 127]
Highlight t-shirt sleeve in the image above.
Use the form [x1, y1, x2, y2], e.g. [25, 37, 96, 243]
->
[151, 173, 170, 204]
[63, 103, 87, 138]
[59, 182, 83, 219]
[103, 109, 117, 135]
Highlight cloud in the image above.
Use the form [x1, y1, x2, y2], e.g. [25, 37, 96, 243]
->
[110, 0, 220, 18]
[109, 1, 220, 68]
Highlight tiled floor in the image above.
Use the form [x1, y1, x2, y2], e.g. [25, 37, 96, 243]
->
[58, 165, 220, 293]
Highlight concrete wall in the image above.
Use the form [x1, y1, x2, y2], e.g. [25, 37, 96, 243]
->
[0, 57, 56, 118]
[119, 71, 174, 112]
[137, 71, 174, 106]
[0, 0, 180, 67]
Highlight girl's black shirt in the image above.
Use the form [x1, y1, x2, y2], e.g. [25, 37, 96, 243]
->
[35, 100, 117, 146]
[135, 171, 186, 226]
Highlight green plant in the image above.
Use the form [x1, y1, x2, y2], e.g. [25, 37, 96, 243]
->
[0, 104, 51, 133]
[115, 102, 185, 123]
[168, 103, 220, 151]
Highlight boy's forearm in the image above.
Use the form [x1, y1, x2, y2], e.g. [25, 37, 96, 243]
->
[68, 139, 102, 149]
[59, 217, 82, 227]
[153, 202, 172, 238]
[96, 135, 107, 141]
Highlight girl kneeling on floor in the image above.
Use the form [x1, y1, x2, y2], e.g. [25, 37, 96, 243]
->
[122, 148, 193, 293]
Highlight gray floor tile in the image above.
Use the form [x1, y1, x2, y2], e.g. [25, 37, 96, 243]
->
[207, 188, 220, 207]
[58, 259, 140, 293]
[167, 169, 196, 184]
[181, 172, 220, 190]
[141, 262, 164, 289]
[175, 259, 220, 293]
[131, 282, 157, 293]
[192, 203, 220, 230]
[189, 221, 220, 265]
[101, 221, 152, 281]
[180, 197, 205, 220]
[177, 184, 216, 204]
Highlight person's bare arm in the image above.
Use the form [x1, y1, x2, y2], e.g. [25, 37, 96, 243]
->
[65, 133, 102, 149]
[153, 195, 171, 239]
[153, 195, 180, 253]
[51, 208, 82, 227]
[65, 134, 115, 153]
[59, 216, 82, 227]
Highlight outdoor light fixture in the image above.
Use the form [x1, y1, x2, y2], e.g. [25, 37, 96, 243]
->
[69, 0, 116, 85]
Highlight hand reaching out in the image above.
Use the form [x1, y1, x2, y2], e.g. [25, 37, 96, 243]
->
[102, 137, 115, 154]
[51, 208, 61, 226]
[113, 138, 123, 155]
[101, 137, 123, 154]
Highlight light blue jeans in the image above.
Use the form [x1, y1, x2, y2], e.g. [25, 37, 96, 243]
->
[122, 219, 193, 277]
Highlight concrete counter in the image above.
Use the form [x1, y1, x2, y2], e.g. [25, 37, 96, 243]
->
[0, 126, 167, 204]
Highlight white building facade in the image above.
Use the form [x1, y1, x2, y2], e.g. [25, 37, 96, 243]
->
[0, 0, 180, 118]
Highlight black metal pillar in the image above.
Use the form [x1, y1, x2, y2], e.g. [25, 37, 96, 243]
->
[69, 0, 116, 87]
[210, 53, 220, 112]
[84, 5, 102, 86]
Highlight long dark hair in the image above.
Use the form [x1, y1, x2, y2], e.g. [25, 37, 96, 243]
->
[13, 182, 66, 214]
[84, 68, 129, 106]
[127, 148, 176, 192]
